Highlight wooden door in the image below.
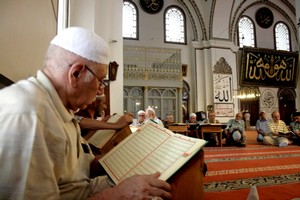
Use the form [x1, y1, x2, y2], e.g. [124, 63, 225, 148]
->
[240, 98, 259, 126]
[278, 89, 296, 125]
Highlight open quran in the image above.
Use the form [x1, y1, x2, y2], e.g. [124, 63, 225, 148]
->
[278, 131, 295, 138]
[98, 121, 207, 184]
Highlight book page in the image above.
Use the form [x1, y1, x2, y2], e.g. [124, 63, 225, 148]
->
[87, 129, 116, 149]
[99, 121, 207, 184]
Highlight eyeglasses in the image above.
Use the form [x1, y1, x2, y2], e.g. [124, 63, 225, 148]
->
[85, 65, 108, 89]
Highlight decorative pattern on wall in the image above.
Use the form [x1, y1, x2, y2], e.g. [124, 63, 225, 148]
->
[261, 89, 276, 110]
[123, 46, 182, 87]
[213, 57, 234, 117]
[240, 47, 298, 88]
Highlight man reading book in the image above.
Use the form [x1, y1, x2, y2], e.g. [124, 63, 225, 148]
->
[75, 94, 133, 137]
[0, 27, 171, 199]
[289, 112, 300, 145]
[263, 111, 290, 147]
[75, 112, 133, 137]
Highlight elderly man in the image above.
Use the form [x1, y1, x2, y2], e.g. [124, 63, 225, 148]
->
[224, 112, 246, 147]
[163, 113, 175, 128]
[131, 110, 146, 127]
[202, 111, 220, 146]
[0, 27, 171, 199]
[264, 111, 290, 147]
[289, 112, 300, 145]
[187, 113, 198, 123]
[145, 107, 164, 126]
[256, 111, 269, 143]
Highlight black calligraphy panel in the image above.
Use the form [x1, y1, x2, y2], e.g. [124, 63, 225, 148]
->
[240, 47, 298, 88]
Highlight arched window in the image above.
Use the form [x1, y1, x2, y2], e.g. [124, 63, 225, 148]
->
[123, 1, 138, 39]
[275, 22, 290, 51]
[123, 87, 144, 115]
[238, 16, 255, 47]
[164, 6, 186, 44]
[148, 88, 177, 119]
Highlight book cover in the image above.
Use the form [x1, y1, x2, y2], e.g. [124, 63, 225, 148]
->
[278, 131, 295, 137]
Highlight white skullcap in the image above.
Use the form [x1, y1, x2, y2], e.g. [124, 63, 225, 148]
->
[138, 110, 145, 115]
[50, 27, 108, 64]
[232, 131, 241, 141]
[189, 113, 197, 117]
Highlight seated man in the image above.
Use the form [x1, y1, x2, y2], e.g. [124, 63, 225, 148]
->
[131, 110, 146, 127]
[187, 113, 199, 124]
[75, 114, 133, 133]
[76, 95, 133, 137]
[145, 107, 164, 126]
[163, 113, 174, 128]
[255, 111, 269, 143]
[223, 112, 246, 147]
[186, 113, 200, 138]
[289, 112, 300, 145]
[0, 27, 172, 199]
[202, 111, 220, 146]
[263, 111, 290, 147]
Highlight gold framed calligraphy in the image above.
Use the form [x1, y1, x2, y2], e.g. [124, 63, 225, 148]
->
[240, 47, 298, 88]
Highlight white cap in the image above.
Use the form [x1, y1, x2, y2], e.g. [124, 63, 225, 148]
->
[232, 131, 241, 141]
[50, 27, 108, 64]
[189, 113, 197, 117]
[138, 110, 145, 115]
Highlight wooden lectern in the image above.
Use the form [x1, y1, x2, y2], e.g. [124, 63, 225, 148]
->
[199, 123, 223, 147]
[168, 150, 205, 199]
[84, 125, 132, 155]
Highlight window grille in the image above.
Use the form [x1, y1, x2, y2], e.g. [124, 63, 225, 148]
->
[123, 1, 138, 39]
[165, 7, 186, 44]
[238, 16, 255, 47]
[275, 22, 290, 51]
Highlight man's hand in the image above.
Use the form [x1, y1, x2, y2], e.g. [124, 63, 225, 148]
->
[101, 115, 110, 122]
[115, 172, 172, 199]
[90, 172, 172, 200]
[117, 114, 133, 126]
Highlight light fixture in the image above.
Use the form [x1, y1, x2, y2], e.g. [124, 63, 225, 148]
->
[233, 87, 260, 99]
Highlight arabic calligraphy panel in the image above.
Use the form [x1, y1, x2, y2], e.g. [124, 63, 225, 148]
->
[240, 47, 298, 88]
[213, 74, 233, 103]
[214, 103, 234, 117]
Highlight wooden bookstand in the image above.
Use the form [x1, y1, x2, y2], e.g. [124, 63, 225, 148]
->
[168, 150, 205, 200]
[84, 125, 132, 156]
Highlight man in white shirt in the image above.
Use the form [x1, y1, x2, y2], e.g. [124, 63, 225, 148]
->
[0, 27, 171, 200]
[131, 110, 146, 127]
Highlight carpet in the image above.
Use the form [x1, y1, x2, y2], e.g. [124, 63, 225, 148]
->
[203, 130, 300, 200]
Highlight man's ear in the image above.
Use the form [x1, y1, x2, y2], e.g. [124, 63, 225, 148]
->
[69, 64, 85, 88]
